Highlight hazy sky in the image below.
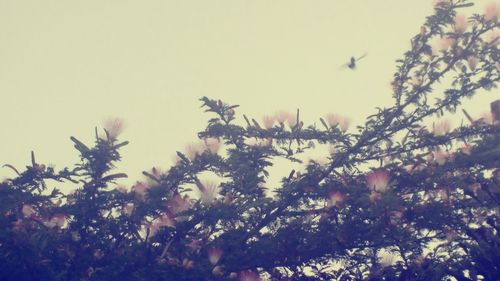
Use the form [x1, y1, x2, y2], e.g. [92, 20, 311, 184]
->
[0, 0, 497, 186]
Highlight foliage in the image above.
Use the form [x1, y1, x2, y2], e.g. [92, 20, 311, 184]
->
[1, 1, 499, 280]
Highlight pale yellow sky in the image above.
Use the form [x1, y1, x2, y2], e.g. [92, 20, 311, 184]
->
[0, 0, 497, 186]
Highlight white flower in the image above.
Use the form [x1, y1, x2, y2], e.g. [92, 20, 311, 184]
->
[433, 119, 451, 136]
[198, 180, 220, 205]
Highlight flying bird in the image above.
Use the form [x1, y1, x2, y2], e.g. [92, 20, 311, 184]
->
[340, 53, 368, 70]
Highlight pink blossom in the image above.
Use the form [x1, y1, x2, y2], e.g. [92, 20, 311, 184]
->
[328, 191, 345, 208]
[167, 194, 191, 214]
[123, 202, 135, 216]
[467, 56, 479, 71]
[460, 144, 472, 155]
[262, 115, 276, 129]
[185, 141, 204, 161]
[182, 258, 195, 269]
[186, 239, 203, 251]
[103, 117, 125, 140]
[208, 247, 223, 265]
[133, 181, 151, 201]
[148, 213, 176, 236]
[239, 271, 261, 281]
[21, 204, 36, 218]
[325, 113, 350, 132]
[275, 110, 294, 126]
[44, 214, 68, 229]
[369, 191, 381, 203]
[204, 138, 221, 154]
[432, 149, 449, 165]
[484, 3, 499, 22]
[198, 180, 220, 205]
[453, 15, 468, 34]
[431, 36, 456, 55]
[366, 170, 390, 192]
[433, 119, 451, 136]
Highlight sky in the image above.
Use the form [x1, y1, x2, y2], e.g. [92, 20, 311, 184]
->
[0, 0, 498, 188]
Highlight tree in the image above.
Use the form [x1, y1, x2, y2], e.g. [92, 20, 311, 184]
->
[1, 1, 499, 280]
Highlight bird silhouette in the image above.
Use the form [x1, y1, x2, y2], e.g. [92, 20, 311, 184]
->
[340, 53, 367, 70]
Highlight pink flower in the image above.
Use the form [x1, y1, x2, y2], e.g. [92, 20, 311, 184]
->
[366, 170, 390, 192]
[198, 180, 220, 205]
[123, 202, 135, 216]
[431, 36, 456, 55]
[274, 110, 295, 126]
[328, 191, 345, 208]
[433, 149, 449, 165]
[148, 213, 176, 236]
[186, 239, 203, 251]
[433, 119, 451, 136]
[204, 138, 221, 154]
[460, 144, 472, 155]
[167, 194, 191, 214]
[239, 271, 261, 281]
[484, 3, 499, 22]
[325, 113, 350, 132]
[21, 204, 36, 218]
[185, 141, 204, 161]
[208, 247, 223, 265]
[453, 15, 468, 34]
[467, 56, 479, 71]
[133, 181, 151, 201]
[103, 117, 125, 140]
[262, 115, 276, 129]
[369, 191, 382, 203]
[44, 214, 68, 229]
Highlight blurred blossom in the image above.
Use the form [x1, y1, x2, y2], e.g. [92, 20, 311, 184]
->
[212, 265, 224, 276]
[44, 214, 68, 229]
[274, 110, 294, 125]
[438, 188, 449, 201]
[199, 180, 220, 205]
[431, 36, 456, 55]
[325, 113, 350, 132]
[186, 239, 203, 251]
[468, 183, 481, 196]
[369, 191, 381, 203]
[185, 141, 204, 161]
[133, 181, 150, 201]
[167, 194, 191, 214]
[248, 138, 273, 147]
[123, 202, 135, 216]
[433, 119, 451, 136]
[466, 56, 479, 71]
[103, 117, 125, 140]
[239, 271, 261, 281]
[204, 138, 222, 154]
[94, 249, 104, 259]
[453, 15, 468, 34]
[411, 74, 423, 86]
[182, 258, 194, 269]
[208, 247, 223, 265]
[478, 112, 495, 125]
[484, 2, 499, 22]
[366, 170, 390, 192]
[328, 191, 345, 208]
[21, 204, 36, 218]
[149, 213, 176, 236]
[116, 185, 129, 193]
[262, 115, 276, 129]
[432, 149, 449, 165]
[460, 144, 473, 155]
